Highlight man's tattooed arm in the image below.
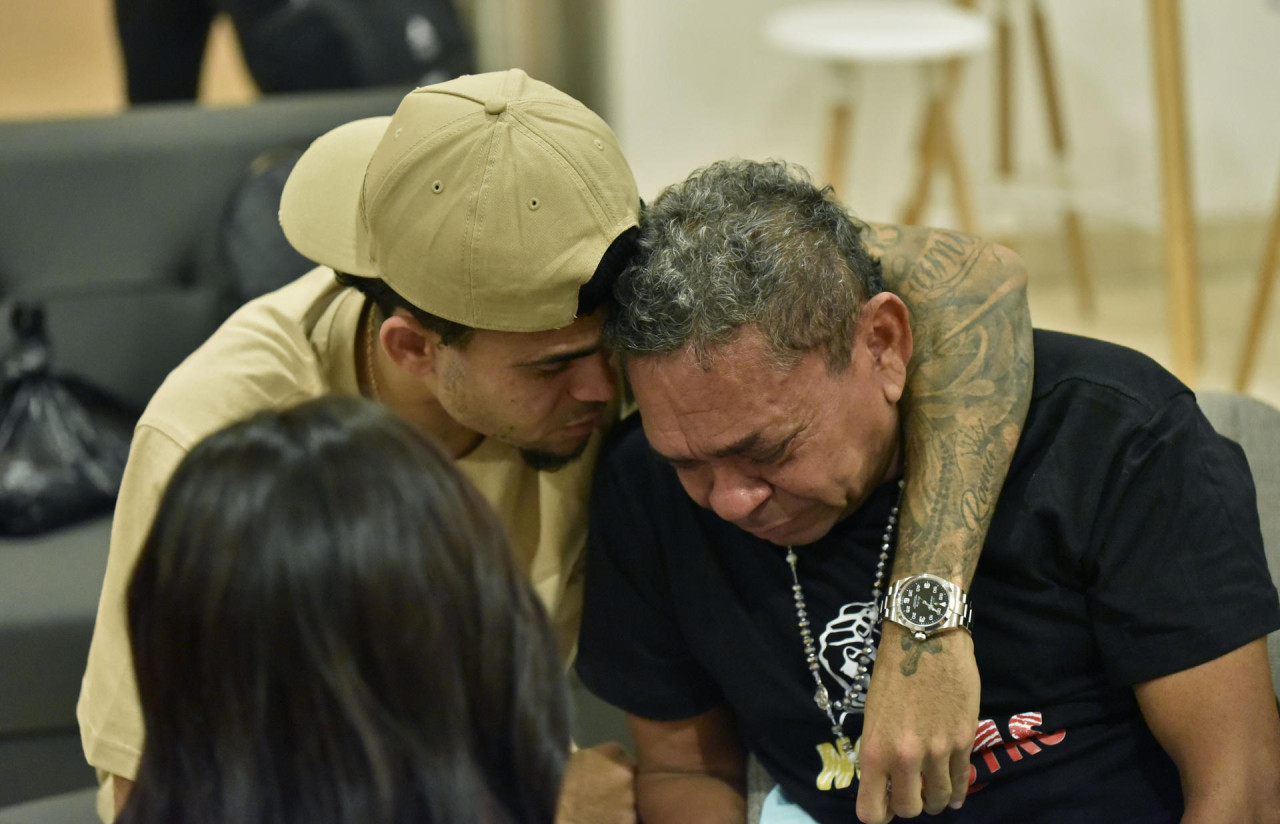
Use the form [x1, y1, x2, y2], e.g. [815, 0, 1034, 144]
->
[864, 221, 1033, 584]
[852, 221, 1033, 823]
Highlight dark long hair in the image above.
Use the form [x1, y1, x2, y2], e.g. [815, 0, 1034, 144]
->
[121, 396, 569, 824]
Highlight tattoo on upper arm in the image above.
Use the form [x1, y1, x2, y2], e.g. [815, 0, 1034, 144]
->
[861, 223, 1034, 675]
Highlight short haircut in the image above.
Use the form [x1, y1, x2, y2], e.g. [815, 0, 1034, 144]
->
[607, 159, 883, 371]
[335, 272, 477, 347]
[123, 396, 568, 824]
[337, 225, 638, 347]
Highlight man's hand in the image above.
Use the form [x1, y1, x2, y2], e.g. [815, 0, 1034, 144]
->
[556, 741, 638, 824]
[855, 625, 979, 823]
[854, 224, 1028, 822]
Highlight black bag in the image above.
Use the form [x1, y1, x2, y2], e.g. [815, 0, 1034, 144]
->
[0, 305, 139, 536]
[235, 0, 476, 94]
[218, 144, 317, 308]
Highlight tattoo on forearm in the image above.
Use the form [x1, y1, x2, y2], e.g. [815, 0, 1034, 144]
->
[959, 444, 999, 534]
[865, 222, 1034, 621]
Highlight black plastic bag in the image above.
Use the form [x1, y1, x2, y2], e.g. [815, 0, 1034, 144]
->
[218, 144, 316, 308]
[0, 304, 139, 536]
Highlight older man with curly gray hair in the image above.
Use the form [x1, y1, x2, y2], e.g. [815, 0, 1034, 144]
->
[577, 159, 1280, 824]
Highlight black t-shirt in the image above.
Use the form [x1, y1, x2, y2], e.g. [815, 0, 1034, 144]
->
[576, 331, 1280, 823]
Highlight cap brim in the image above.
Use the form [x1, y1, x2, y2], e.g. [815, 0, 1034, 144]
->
[279, 116, 391, 277]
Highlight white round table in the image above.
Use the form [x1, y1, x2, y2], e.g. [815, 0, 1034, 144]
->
[766, 1, 991, 63]
[764, 0, 992, 230]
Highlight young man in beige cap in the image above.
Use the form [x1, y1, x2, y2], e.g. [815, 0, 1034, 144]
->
[78, 69, 1033, 822]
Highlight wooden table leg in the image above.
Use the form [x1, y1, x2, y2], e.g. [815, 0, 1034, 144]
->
[1235, 175, 1280, 390]
[822, 63, 858, 196]
[1150, 0, 1201, 385]
[937, 102, 981, 234]
[997, 0, 1015, 177]
[824, 100, 854, 196]
[900, 60, 978, 232]
[1032, 0, 1094, 316]
[900, 94, 942, 226]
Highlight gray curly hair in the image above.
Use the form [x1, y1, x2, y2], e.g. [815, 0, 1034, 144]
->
[607, 159, 883, 371]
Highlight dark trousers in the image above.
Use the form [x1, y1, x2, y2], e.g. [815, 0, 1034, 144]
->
[114, 0, 369, 103]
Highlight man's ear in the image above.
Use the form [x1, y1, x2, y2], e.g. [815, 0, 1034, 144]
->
[380, 311, 441, 379]
[858, 292, 913, 404]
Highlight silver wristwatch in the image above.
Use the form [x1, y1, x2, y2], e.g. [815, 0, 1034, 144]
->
[882, 574, 973, 641]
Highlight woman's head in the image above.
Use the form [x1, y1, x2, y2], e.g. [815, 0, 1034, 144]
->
[124, 396, 568, 824]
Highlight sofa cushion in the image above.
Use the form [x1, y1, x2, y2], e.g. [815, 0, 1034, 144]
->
[0, 787, 96, 823]
[0, 87, 407, 408]
[0, 517, 112, 735]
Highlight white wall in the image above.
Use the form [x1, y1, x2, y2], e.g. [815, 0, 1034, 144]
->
[599, 0, 1280, 232]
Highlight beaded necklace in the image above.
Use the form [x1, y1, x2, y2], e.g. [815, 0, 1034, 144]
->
[784, 478, 903, 760]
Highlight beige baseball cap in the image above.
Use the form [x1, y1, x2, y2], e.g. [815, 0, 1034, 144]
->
[280, 69, 641, 332]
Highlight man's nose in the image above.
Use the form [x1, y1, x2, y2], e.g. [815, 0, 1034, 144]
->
[706, 466, 771, 524]
[569, 352, 617, 404]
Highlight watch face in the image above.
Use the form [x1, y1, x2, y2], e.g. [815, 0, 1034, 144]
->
[897, 577, 951, 629]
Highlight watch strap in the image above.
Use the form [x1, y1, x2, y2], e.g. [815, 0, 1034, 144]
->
[882, 574, 973, 639]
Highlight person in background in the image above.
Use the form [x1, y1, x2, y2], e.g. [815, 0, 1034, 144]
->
[114, 0, 473, 103]
[120, 396, 568, 824]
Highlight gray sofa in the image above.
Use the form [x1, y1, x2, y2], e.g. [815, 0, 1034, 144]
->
[0, 86, 408, 810]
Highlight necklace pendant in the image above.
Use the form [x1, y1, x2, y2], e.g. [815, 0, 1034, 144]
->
[785, 482, 903, 769]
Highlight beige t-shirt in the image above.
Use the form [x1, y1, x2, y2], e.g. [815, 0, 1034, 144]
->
[77, 268, 600, 818]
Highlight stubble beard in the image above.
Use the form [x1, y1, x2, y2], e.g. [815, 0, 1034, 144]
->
[518, 436, 592, 472]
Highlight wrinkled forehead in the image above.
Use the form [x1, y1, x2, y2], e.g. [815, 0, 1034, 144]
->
[627, 341, 800, 455]
[627, 347, 751, 408]
[626, 328, 783, 392]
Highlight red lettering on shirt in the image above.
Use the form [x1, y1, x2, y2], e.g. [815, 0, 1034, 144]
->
[973, 718, 1005, 772]
[966, 710, 1066, 796]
